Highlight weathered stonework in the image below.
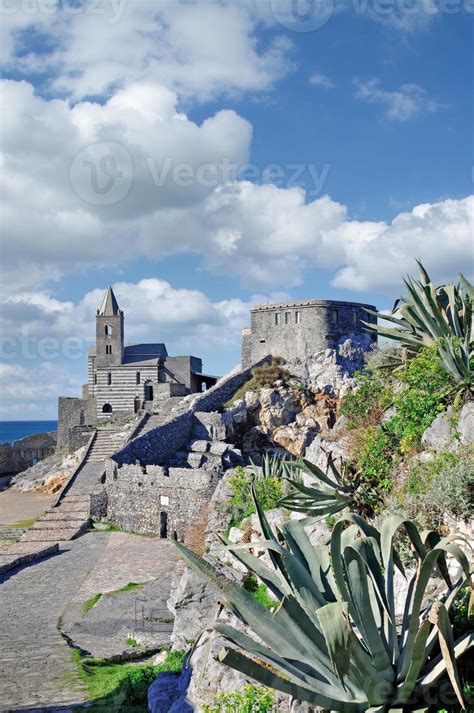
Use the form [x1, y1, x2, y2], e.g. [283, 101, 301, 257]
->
[104, 462, 218, 540]
[0, 431, 57, 475]
[242, 299, 376, 367]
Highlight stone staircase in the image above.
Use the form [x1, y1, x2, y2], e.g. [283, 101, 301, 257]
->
[83, 427, 128, 463]
[0, 427, 131, 572]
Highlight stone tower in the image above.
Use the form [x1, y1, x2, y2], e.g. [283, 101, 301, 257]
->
[95, 287, 124, 368]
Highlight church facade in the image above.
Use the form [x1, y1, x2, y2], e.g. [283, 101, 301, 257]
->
[57, 287, 217, 448]
[86, 287, 217, 417]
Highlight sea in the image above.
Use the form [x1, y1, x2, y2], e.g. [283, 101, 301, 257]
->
[0, 420, 58, 446]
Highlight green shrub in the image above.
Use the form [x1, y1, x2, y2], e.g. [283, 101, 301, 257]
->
[386, 348, 454, 453]
[228, 466, 284, 526]
[243, 574, 277, 611]
[252, 359, 289, 388]
[341, 367, 392, 429]
[203, 684, 274, 712]
[350, 424, 398, 493]
[384, 446, 474, 531]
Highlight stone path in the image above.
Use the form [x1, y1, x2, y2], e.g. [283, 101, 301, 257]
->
[0, 533, 108, 712]
[61, 533, 176, 659]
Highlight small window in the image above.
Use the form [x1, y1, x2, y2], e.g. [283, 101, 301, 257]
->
[259, 339, 266, 344]
[107, 372, 112, 385]
[295, 310, 301, 324]
[94, 373, 97, 385]
[275, 312, 281, 326]
[285, 311, 291, 325]
[136, 371, 140, 385]
[105, 324, 113, 336]
[105, 344, 112, 355]
[332, 309, 339, 323]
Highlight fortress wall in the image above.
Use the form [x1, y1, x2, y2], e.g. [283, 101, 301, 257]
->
[57, 396, 96, 451]
[104, 463, 217, 539]
[242, 300, 376, 367]
[0, 432, 57, 475]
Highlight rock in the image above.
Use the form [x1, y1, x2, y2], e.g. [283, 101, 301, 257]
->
[244, 390, 260, 411]
[193, 412, 226, 441]
[204, 472, 236, 547]
[148, 671, 183, 713]
[208, 441, 229, 456]
[11, 445, 87, 492]
[226, 399, 248, 425]
[457, 402, 474, 445]
[286, 335, 372, 398]
[222, 447, 243, 469]
[188, 439, 209, 453]
[250, 507, 287, 534]
[228, 527, 244, 544]
[186, 452, 204, 468]
[305, 433, 351, 470]
[259, 388, 299, 430]
[241, 426, 273, 461]
[421, 408, 455, 451]
[422, 402, 474, 452]
[272, 423, 317, 457]
[167, 564, 221, 650]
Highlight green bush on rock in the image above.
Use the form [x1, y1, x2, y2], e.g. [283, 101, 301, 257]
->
[203, 684, 274, 712]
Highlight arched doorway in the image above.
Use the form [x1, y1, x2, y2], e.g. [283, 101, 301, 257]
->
[102, 403, 112, 413]
[144, 382, 153, 401]
[160, 512, 168, 539]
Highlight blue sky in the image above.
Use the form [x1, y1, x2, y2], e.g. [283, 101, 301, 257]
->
[0, 0, 472, 419]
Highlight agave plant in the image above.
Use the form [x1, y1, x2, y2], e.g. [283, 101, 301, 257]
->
[364, 261, 473, 387]
[249, 452, 294, 481]
[278, 455, 355, 518]
[176, 493, 473, 712]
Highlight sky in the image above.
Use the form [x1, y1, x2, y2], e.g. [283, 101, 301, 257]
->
[0, 0, 473, 420]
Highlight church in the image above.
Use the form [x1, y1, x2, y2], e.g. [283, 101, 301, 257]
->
[87, 287, 218, 417]
[57, 287, 217, 449]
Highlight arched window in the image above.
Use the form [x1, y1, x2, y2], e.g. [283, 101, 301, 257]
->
[136, 371, 141, 385]
[105, 324, 113, 336]
[94, 373, 97, 385]
[105, 344, 112, 355]
[102, 403, 112, 413]
[107, 372, 112, 385]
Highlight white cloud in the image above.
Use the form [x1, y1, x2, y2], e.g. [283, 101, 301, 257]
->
[0, 79, 471, 298]
[309, 72, 334, 89]
[354, 78, 440, 121]
[2, 0, 292, 102]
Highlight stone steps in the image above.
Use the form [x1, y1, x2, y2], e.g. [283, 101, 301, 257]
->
[20, 521, 90, 542]
[0, 542, 59, 574]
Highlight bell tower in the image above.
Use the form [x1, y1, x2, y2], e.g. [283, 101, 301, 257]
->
[95, 287, 124, 367]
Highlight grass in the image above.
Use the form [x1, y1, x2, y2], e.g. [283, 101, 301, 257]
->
[224, 375, 257, 408]
[70, 646, 186, 712]
[9, 516, 38, 528]
[92, 521, 155, 538]
[110, 581, 145, 595]
[126, 637, 140, 648]
[83, 593, 102, 615]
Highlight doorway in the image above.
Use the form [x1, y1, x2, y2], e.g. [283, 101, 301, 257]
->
[160, 511, 168, 538]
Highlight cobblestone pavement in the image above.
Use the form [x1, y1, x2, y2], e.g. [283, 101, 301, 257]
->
[0, 533, 109, 712]
[61, 533, 177, 659]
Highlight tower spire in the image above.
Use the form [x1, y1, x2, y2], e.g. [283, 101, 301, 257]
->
[98, 287, 121, 316]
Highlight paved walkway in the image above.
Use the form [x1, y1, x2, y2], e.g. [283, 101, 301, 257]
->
[0, 533, 108, 712]
[62, 533, 176, 658]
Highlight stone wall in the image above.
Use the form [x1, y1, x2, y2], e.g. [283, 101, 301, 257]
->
[112, 356, 271, 467]
[242, 299, 377, 367]
[104, 462, 217, 540]
[0, 431, 57, 475]
[57, 396, 97, 450]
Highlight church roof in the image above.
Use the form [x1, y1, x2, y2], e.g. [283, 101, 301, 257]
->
[88, 343, 168, 365]
[123, 344, 168, 365]
[98, 287, 121, 316]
